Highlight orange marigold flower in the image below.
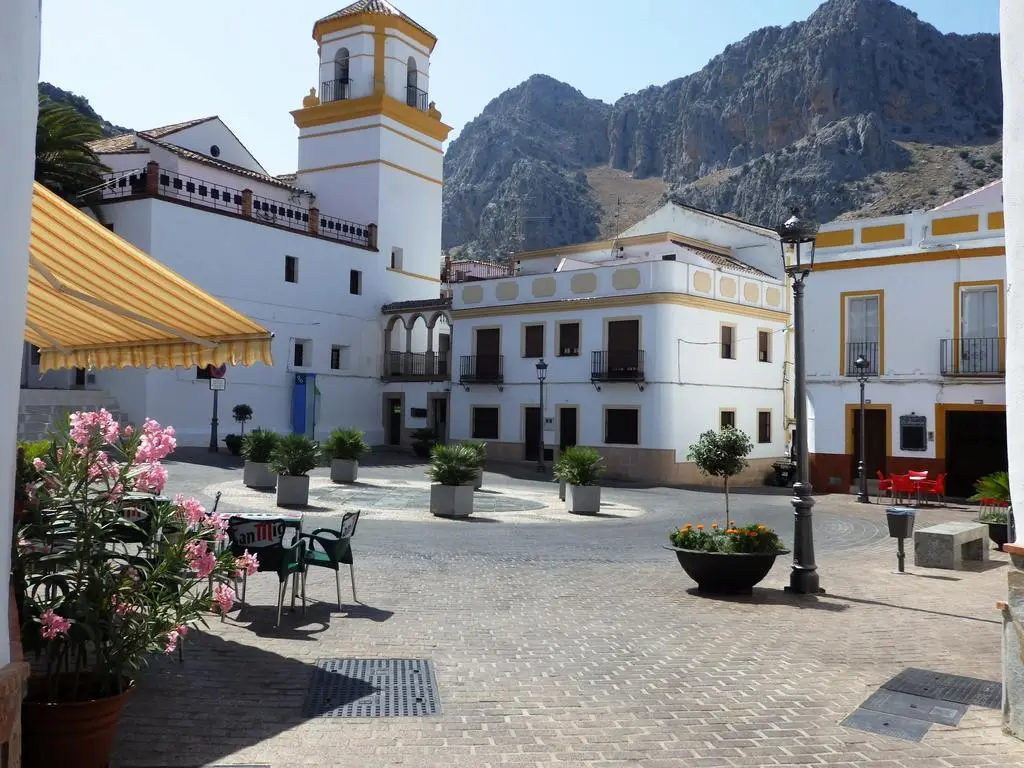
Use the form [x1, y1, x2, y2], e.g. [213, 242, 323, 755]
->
[683, 524, 692, 530]
[729, 520, 736, 526]
[696, 524, 704, 530]
[711, 523, 718, 529]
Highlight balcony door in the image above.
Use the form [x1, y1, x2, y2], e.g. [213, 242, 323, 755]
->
[960, 286, 1000, 374]
[475, 328, 500, 380]
[845, 295, 879, 374]
[607, 319, 639, 378]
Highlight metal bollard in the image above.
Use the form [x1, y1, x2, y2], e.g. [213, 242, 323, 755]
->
[885, 506, 915, 574]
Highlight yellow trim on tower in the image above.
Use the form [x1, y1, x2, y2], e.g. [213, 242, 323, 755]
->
[313, 12, 437, 53]
[838, 289, 885, 377]
[373, 21, 386, 94]
[292, 92, 452, 141]
[386, 266, 441, 283]
[300, 158, 442, 185]
[933, 403, 1005, 460]
[299, 123, 443, 153]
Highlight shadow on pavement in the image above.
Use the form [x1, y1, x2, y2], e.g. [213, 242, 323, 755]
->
[686, 587, 851, 611]
[825, 592, 1001, 625]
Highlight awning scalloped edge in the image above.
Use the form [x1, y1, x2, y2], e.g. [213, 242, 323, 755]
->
[38, 336, 273, 373]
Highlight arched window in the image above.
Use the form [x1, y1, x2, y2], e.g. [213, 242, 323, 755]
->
[331, 48, 350, 101]
[406, 56, 421, 109]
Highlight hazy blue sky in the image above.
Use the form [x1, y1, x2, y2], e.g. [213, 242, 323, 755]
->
[39, 0, 999, 175]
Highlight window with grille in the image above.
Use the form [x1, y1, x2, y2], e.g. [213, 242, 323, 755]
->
[757, 410, 772, 444]
[472, 407, 499, 440]
[350, 269, 362, 295]
[524, 324, 544, 358]
[293, 340, 310, 368]
[758, 330, 771, 362]
[721, 325, 735, 359]
[605, 408, 639, 445]
[558, 322, 580, 357]
[285, 255, 298, 283]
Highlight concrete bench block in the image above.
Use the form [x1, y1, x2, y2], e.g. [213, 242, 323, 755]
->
[914, 522, 989, 570]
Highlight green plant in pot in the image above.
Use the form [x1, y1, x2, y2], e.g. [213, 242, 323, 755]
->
[15, 440, 51, 520]
[668, 427, 787, 594]
[553, 446, 605, 514]
[269, 434, 320, 507]
[325, 427, 369, 483]
[223, 434, 243, 456]
[16, 411, 253, 768]
[232, 403, 253, 435]
[459, 440, 486, 490]
[969, 470, 1012, 550]
[411, 428, 436, 458]
[240, 428, 278, 489]
[426, 443, 478, 517]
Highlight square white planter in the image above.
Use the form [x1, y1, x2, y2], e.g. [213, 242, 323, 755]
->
[330, 459, 359, 483]
[243, 461, 276, 489]
[461, 470, 484, 491]
[276, 475, 310, 507]
[559, 479, 566, 501]
[430, 483, 474, 517]
[566, 484, 601, 514]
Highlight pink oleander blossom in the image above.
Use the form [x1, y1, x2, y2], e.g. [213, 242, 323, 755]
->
[31, 457, 45, 471]
[135, 419, 177, 464]
[174, 494, 207, 529]
[185, 540, 217, 579]
[123, 425, 134, 436]
[86, 451, 121, 482]
[23, 483, 37, 504]
[208, 513, 229, 543]
[212, 584, 235, 614]
[40, 609, 71, 640]
[69, 409, 120, 446]
[134, 462, 168, 494]
[108, 483, 124, 502]
[234, 550, 259, 577]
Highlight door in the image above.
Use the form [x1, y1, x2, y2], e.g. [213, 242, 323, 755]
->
[559, 407, 578, 452]
[946, 410, 1007, 497]
[437, 333, 450, 377]
[431, 397, 448, 443]
[475, 328, 500, 380]
[524, 406, 541, 462]
[607, 319, 639, 378]
[387, 397, 402, 445]
[960, 287, 1000, 373]
[850, 408, 887, 482]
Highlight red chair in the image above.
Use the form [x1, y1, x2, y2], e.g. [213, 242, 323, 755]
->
[876, 470, 894, 503]
[890, 473, 918, 504]
[919, 473, 946, 505]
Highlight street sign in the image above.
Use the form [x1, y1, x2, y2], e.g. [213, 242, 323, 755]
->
[209, 378, 226, 391]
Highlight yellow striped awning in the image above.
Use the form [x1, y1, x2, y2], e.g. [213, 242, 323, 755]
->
[26, 182, 273, 373]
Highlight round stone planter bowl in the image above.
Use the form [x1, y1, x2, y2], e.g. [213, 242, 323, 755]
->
[666, 547, 789, 595]
[983, 520, 1009, 551]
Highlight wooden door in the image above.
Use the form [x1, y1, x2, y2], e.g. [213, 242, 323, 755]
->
[559, 407, 578, 452]
[607, 319, 639, 377]
[524, 406, 540, 462]
[387, 398, 402, 445]
[850, 409, 887, 481]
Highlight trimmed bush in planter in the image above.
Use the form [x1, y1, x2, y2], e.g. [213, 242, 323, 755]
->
[232, 403, 253, 435]
[223, 434, 243, 456]
[411, 428, 436, 458]
[459, 441, 486, 490]
[241, 428, 278, 489]
[269, 434, 320, 507]
[969, 471, 1012, 550]
[324, 427, 369, 483]
[426, 443, 478, 518]
[553, 446, 605, 514]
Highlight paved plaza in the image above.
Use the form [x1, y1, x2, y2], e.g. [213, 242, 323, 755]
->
[111, 454, 1024, 767]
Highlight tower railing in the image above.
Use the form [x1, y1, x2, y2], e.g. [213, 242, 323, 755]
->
[321, 78, 351, 103]
[406, 85, 429, 111]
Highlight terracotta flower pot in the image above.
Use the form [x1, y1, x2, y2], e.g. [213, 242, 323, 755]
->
[22, 676, 134, 768]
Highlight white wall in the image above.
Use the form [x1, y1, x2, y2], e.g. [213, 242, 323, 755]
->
[320, 28, 375, 98]
[166, 119, 267, 174]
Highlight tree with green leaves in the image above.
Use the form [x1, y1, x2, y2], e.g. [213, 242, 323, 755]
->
[687, 427, 753, 527]
[232, 404, 253, 435]
[35, 97, 109, 201]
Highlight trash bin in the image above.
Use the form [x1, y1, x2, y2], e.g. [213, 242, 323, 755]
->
[886, 506, 915, 538]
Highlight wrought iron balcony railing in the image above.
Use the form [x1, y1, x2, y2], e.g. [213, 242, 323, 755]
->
[381, 351, 450, 380]
[406, 85, 429, 111]
[459, 355, 503, 384]
[940, 337, 1005, 376]
[591, 350, 645, 382]
[844, 341, 879, 376]
[321, 78, 350, 103]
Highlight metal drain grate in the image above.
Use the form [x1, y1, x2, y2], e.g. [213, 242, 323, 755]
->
[304, 658, 441, 718]
[882, 667, 1002, 709]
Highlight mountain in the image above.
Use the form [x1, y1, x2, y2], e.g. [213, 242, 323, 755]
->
[442, 0, 1002, 258]
[38, 82, 130, 137]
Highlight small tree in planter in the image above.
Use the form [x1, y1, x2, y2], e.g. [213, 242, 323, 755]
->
[223, 434, 243, 456]
[553, 446, 605, 514]
[269, 434, 320, 507]
[426, 443, 478, 518]
[240, 428, 279, 489]
[969, 471, 1012, 550]
[324, 427, 369, 483]
[687, 427, 753, 527]
[232, 403, 253, 435]
[459, 441, 487, 490]
[411, 428, 436, 458]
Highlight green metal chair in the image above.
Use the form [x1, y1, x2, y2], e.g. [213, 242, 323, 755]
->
[227, 516, 306, 627]
[301, 511, 360, 609]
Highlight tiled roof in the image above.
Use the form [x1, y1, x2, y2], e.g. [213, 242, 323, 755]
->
[318, 0, 433, 38]
[141, 136, 308, 193]
[688, 247, 775, 279]
[275, 173, 298, 185]
[381, 297, 450, 314]
[88, 117, 217, 154]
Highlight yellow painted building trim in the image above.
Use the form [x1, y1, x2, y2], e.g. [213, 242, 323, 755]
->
[860, 223, 905, 244]
[292, 92, 452, 141]
[934, 403, 1005, 460]
[514, 230, 730, 261]
[386, 266, 440, 283]
[300, 158, 442, 186]
[814, 245, 1005, 272]
[951, 279, 1005, 374]
[843, 403, 892, 458]
[838, 289, 885, 376]
[988, 211, 1005, 230]
[932, 214, 979, 236]
[314, 12, 437, 53]
[372, 22, 386, 95]
[300, 123, 443, 154]
[817, 229, 855, 249]
[452, 292, 790, 323]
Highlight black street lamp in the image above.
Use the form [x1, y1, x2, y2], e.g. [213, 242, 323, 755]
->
[854, 354, 871, 503]
[536, 359, 548, 473]
[777, 209, 823, 595]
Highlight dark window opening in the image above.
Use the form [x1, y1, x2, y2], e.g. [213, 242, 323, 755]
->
[661, 253, 676, 261]
[472, 407, 499, 440]
[758, 330, 771, 363]
[524, 324, 544, 358]
[285, 255, 298, 283]
[330, 346, 341, 370]
[721, 325, 735, 359]
[558, 322, 580, 357]
[293, 342, 305, 368]
[196, 365, 212, 380]
[720, 410, 736, 430]
[605, 408, 639, 445]
[758, 411, 772, 444]
[350, 269, 362, 295]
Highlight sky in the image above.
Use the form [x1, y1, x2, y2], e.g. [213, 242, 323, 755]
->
[39, 0, 1000, 176]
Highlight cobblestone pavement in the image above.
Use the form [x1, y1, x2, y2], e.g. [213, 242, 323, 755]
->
[111, 457, 1024, 767]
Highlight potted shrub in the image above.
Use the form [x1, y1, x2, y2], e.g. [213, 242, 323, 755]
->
[15, 411, 254, 768]
[553, 446, 605, 514]
[969, 470, 1012, 550]
[460, 441, 486, 490]
[223, 434, 243, 456]
[232, 403, 253, 435]
[269, 433, 320, 507]
[241, 428, 278, 489]
[668, 427, 787, 593]
[325, 427, 369, 483]
[426, 443, 478, 517]
[411, 428, 436, 458]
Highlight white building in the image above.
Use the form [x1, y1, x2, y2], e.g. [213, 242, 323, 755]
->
[447, 202, 792, 485]
[23, 1, 455, 447]
[806, 183, 1006, 498]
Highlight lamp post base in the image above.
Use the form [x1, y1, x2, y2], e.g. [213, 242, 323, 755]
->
[785, 482, 824, 594]
[785, 572, 825, 594]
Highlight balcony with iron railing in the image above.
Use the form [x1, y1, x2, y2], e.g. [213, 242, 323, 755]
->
[381, 351, 450, 381]
[844, 342, 879, 376]
[321, 78, 350, 103]
[940, 337, 1005, 376]
[591, 350, 645, 383]
[459, 355, 503, 385]
[406, 85, 429, 111]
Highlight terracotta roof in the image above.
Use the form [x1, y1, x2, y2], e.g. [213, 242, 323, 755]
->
[318, 0, 433, 38]
[88, 117, 217, 154]
[685, 246, 775, 280]
[275, 173, 298, 185]
[141, 136, 308, 193]
[381, 296, 450, 314]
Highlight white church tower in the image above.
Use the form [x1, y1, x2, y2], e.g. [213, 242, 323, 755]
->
[292, 0, 451, 288]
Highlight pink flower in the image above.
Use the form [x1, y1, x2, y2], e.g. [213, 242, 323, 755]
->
[185, 540, 216, 579]
[234, 550, 259, 577]
[123, 425, 134, 436]
[212, 584, 235, 614]
[111, 597, 133, 616]
[163, 629, 180, 654]
[69, 409, 120, 446]
[86, 451, 120, 482]
[173, 494, 207, 529]
[108, 483, 124, 502]
[135, 419, 177, 464]
[31, 457, 45, 471]
[134, 462, 168, 494]
[40, 609, 71, 639]
[23, 483, 37, 504]
[208, 513, 229, 543]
